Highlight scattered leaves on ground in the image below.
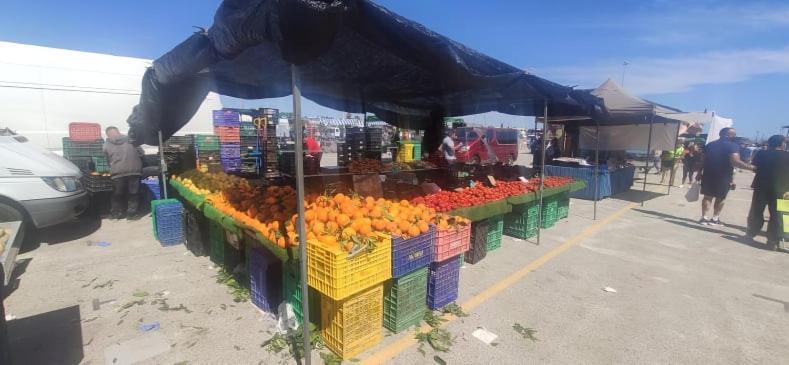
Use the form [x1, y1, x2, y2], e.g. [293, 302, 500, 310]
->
[423, 310, 447, 328]
[415, 328, 454, 356]
[433, 355, 447, 365]
[132, 290, 150, 298]
[215, 271, 250, 302]
[440, 303, 468, 317]
[262, 324, 325, 361]
[512, 323, 538, 342]
[94, 279, 118, 289]
[320, 352, 343, 365]
[118, 299, 145, 311]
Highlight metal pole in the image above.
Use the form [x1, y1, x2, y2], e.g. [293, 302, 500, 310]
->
[667, 121, 682, 196]
[291, 65, 311, 364]
[158, 130, 168, 199]
[641, 110, 655, 206]
[536, 100, 548, 245]
[593, 124, 599, 220]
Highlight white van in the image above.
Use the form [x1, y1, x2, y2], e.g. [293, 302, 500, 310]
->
[0, 133, 88, 240]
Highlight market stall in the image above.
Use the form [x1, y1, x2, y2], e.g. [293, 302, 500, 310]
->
[124, 0, 602, 361]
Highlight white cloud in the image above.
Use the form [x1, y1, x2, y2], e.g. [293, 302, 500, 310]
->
[541, 47, 789, 95]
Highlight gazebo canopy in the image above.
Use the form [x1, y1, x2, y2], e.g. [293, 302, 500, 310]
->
[127, 0, 601, 145]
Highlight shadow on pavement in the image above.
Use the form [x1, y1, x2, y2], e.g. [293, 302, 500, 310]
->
[7, 305, 84, 365]
[21, 215, 103, 254]
[633, 208, 748, 233]
[611, 190, 666, 204]
[3, 258, 31, 297]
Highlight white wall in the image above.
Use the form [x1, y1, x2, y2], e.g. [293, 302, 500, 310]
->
[0, 41, 221, 151]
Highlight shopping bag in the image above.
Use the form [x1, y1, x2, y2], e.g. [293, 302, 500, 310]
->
[685, 183, 700, 202]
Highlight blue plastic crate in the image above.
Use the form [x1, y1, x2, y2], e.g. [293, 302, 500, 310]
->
[391, 226, 434, 278]
[427, 256, 460, 309]
[142, 178, 161, 200]
[156, 216, 184, 246]
[220, 144, 241, 158]
[248, 246, 282, 313]
[212, 110, 241, 126]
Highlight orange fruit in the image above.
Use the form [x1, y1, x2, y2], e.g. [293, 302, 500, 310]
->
[304, 209, 316, 223]
[372, 219, 386, 231]
[342, 227, 357, 239]
[398, 220, 410, 233]
[359, 225, 373, 236]
[326, 221, 339, 234]
[336, 214, 351, 227]
[312, 221, 325, 236]
[386, 221, 398, 233]
[418, 221, 429, 234]
[408, 226, 421, 237]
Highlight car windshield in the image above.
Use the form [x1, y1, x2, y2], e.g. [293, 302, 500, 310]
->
[496, 130, 518, 144]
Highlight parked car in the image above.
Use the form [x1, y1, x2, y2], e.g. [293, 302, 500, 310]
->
[453, 127, 519, 164]
[0, 134, 88, 242]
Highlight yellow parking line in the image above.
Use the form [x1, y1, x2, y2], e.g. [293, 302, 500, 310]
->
[361, 203, 637, 365]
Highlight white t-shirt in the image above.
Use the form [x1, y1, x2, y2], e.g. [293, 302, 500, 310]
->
[442, 136, 456, 161]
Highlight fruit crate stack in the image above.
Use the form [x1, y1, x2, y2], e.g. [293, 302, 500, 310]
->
[464, 221, 488, 265]
[321, 285, 384, 359]
[282, 263, 321, 326]
[213, 110, 242, 173]
[503, 201, 540, 239]
[163, 135, 196, 174]
[248, 245, 282, 314]
[62, 137, 109, 174]
[541, 196, 560, 228]
[208, 220, 225, 266]
[484, 215, 504, 252]
[557, 193, 570, 220]
[261, 108, 279, 174]
[428, 255, 461, 309]
[195, 135, 221, 171]
[151, 199, 185, 246]
[364, 127, 383, 160]
[383, 266, 428, 333]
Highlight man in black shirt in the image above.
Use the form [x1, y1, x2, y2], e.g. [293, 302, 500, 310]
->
[698, 128, 754, 226]
[747, 135, 787, 250]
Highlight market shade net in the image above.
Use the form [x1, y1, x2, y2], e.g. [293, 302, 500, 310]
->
[127, 0, 601, 145]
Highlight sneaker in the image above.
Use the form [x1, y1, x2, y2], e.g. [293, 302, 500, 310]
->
[699, 218, 710, 226]
[709, 218, 723, 227]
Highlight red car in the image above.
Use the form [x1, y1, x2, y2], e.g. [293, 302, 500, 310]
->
[453, 127, 519, 164]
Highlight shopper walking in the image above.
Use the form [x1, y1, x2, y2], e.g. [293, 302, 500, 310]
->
[681, 144, 702, 186]
[103, 126, 144, 220]
[746, 135, 787, 250]
[698, 127, 754, 226]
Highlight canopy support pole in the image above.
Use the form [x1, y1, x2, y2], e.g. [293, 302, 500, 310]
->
[593, 123, 599, 220]
[536, 100, 548, 245]
[667, 121, 682, 196]
[641, 110, 655, 206]
[291, 65, 311, 365]
[158, 130, 168, 200]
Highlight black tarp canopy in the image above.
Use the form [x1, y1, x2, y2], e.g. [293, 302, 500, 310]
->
[127, 0, 601, 145]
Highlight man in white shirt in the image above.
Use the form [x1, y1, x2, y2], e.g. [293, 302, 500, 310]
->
[441, 131, 457, 162]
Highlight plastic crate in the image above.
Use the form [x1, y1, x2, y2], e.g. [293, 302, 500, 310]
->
[282, 263, 321, 326]
[464, 222, 487, 265]
[68, 122, 102, 141]
[240, 122, 257, 136]
[152, 200, 184, 246]
[427, 257, 460, 310]
[208, 221, 225, 266]
[91, 156, 109, 173]
[412, 143, 422, 161]
[383, 267, 428, 333]
[214, 126, 241, 142]
[212, 110, 241, 127]
[195, 135, 220, 151]
[433, 224, 471, 262]
[142, 177, 161, 200]
[185, 206, 209, 257]
[306, 234, 391, 301]
[321, 284, 383, 359]
[221, 158, 242, 172]
[485, 215, 504, 252]
[391, 226, 434, 278]
[541, 197, 559, 228]
[503, 202, 540, 239]
[248, 246, 282, 313]
[82, 174, 113, 193]
[68, 157, 92, 172]
[397, 142, 414, 162]
[62, 137, 104, 158]
[557, 195, 570, 220]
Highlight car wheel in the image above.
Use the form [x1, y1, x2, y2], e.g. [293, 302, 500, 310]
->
[0, 200, 27, 244]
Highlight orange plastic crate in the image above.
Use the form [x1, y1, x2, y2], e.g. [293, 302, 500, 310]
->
[68, 122, 102, 141]
[213, 126, 240, 142]
[321, 284, 383, 359]
[433, 225, 471, 262]
[306, 234, 391, 301]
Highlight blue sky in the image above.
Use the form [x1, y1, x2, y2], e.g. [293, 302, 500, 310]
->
[2, 0, 788, 139]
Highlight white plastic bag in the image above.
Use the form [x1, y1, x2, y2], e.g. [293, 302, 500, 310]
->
[685, 182, 700, 202]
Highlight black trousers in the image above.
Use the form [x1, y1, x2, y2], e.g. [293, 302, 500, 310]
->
[747, 188, 780, 243]
[111, 175, 140, 217]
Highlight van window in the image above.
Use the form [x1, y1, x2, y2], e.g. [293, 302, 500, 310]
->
[466, 130, 479, 141]
[496, 130, 518, 145]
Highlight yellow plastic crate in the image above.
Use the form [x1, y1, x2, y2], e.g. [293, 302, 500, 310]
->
[397, 143, 414, 162]
[321, 284, 383, 359]
[778, 199, 789, 213]
[306, 234, 392, 301]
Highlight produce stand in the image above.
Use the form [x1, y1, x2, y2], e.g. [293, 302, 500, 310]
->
[544, 165, 634, 201]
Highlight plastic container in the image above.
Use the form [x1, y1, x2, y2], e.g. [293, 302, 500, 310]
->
[427, 257, 460, 309]
[503, 202, 540, 239]
[152, 200, 184, 246]
[214, 126, 241, 142]
[221, 158, 242, 172]
[391, 226, 434, 278]
[306, 234, 391, 301]
[433, 224, 471, 262]
[220, 144, 241, 158]
[557, 194, 570, 220]
[185, 207, 209, 257]
[541, 197, 559, 228]
[91, 156, 109, 173]
[464, 222, 488, 265]
[412, 143, 422, 161]
[282, 263, 321, 326]
[208, 221, 225, 266]
[321, 284, 383, 359]
[142, 177, 161, 200]
[485, 215, 504, 252]
[239, 122, 257, 136]
[68, 122, 102, 142]
[195, 135, 220, 151]
[212, 110, 241, 127]
[81, 174, 113, 193]
[383, 267, 428, 333]
[62, 137, 104, 158]
[248, 245, 282, 313]
[397, 142, 414, 162]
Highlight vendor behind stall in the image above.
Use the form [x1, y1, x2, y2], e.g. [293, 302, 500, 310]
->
[103, 126, 144, 220]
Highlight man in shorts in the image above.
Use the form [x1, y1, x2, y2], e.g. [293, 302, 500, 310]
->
[698, 127, 754, 226]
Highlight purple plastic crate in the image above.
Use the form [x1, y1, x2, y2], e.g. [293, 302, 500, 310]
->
[220, 144, 241, 158]
[392, 226, 434, 278]
[427, 256, 460, 309]
[212, 110, 241, 126]
[248, 246, 282, 313]
[221, 158, 242, 172]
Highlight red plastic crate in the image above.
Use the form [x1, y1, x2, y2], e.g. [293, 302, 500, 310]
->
[433, 224, 470, 262]
[214, 126, 240, 143]
[68, 122, 102, 141]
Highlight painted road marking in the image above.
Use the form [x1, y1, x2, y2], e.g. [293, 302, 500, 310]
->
[361, 203, 637, 365]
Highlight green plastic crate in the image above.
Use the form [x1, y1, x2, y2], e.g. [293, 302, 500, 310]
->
[92, 156, 109, 173]
[62, 137, 104, 158]
[504, 202, 540, 239]
[208, 221, 225, 266]
[484, 215, 504, 252]
[383, 267, 428, 333]
[557, 194, 570, 220]
[412, 143, 422, 161]
[540, 197, 560, 229]
[283, 263, 321, 326]
[195, 135, 220, 151]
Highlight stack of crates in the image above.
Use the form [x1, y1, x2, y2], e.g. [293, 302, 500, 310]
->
[464, 222, 488, 265]
[484, 215, 504, 252]
[151, 199, 184, 246]
[282, 263, 320, 326]
[213, 110, 241, 173]
[427, 256, 461, 309]
[541, 197, 560, 228]
[163, 135, 196, 174]
[62, 137, 108, 174]
[195, 135, 221, 171]
[557, 193, 570, 220]
[411, 142, 422, 161]
[364, 127, 383, 159]
[397, 141, 414, 162]
[248, 245, 282, 314]
[503, 202, 540, 239]
[208, 220, 225, 266]
[261, 108, 279, 174]
[321, 285, 384, 359]
[339, 127, 365, 166]
[383, 267, 428, 333]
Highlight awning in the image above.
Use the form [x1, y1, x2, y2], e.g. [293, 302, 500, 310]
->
[127, 0, 601, 145]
